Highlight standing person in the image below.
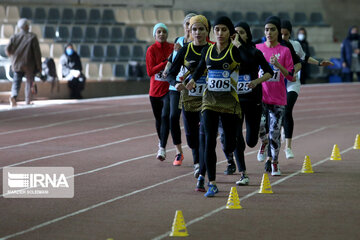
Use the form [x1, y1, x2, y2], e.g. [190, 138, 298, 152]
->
[167, 15, 211, 191]
[221, 22, 273, 185]
[341, 26, 360, 82]
[162, 13, 196, 166]
[146, 23, 174, 161]
[256, 16, 295, 176]
[6, 18, 41, 107]
[296, 27, 311, 84]
[188, 16, 242, 197]
[60, 43, 86, 99]
[281, 20, 334, 159]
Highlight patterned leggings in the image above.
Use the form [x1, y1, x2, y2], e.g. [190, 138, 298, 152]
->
[259, 103, 285, 163]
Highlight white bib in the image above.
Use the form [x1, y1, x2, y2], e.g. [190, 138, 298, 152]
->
[188, 76, 206, 96]
[207, 69, 231, 92]
[237, 74, 252, 94]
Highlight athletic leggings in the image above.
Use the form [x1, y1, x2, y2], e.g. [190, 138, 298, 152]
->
[149, 93, 170, 148]
[259, 104, 285, 163]
[203, 110, 238, 182]
[283, 91, 298, 139]
[169, 90, 182, 145]
[219, 101, 262, 172]
[182, 109, 201, 165]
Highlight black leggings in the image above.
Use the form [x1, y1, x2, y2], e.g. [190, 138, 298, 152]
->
[169, 90, 182, 145]
[182, 109, 201, 164]
[284, 91, 298, 139]
[203, 110, 237, 182]
[234, 101, 262, 172]
[149, 93, 170, 148]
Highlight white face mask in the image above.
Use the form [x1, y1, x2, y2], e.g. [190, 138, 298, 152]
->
[298, 33, 305, 41]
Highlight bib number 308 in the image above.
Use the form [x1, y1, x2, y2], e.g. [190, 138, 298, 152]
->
[208, 79, 231, 92]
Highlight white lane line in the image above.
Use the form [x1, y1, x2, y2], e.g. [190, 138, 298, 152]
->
[0, 119, 152, 150]
[0, 121, 352, 239]
[2, 144, 354, 240]
[0, 132, 157, 170]
[0, 109, 151, 136]
[298, 93, 360, 100]
[152, 146, 355, 240]
[294, 105, 359, 113]
[296, 99, 360, 107]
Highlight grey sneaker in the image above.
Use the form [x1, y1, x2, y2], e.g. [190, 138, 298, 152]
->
[236, 174, 249, 186]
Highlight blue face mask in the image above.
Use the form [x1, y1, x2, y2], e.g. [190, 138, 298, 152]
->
[66, 48, 74, 56]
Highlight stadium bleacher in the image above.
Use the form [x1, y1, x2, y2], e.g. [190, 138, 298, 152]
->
[0, 3, 339, 84]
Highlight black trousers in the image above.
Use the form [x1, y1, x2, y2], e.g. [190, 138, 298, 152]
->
[149, 93, 170, 148]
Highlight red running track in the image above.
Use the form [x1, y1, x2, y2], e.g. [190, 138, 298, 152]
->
[0, 83, 359, 240]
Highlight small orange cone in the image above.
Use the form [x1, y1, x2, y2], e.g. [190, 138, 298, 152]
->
[301, 155, 314, 173]
[330, 144, 342, 161]
[169, 210, 189, 237]
[226, 187, 243, 209]
[258, 173, 273, 194]
[353, 134, 360, 150]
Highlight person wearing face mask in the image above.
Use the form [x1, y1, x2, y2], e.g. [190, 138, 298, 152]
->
[146, 23, 174, 161]
[296, 27, 310, 84]
[60, 43, 86, 99]
[341, 26, 360, 82]
[6, 18, 42, 107]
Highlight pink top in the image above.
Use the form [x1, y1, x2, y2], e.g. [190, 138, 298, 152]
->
[256, 42, 294, 106]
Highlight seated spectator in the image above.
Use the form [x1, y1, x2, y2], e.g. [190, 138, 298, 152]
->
[60, 43, 86, 99]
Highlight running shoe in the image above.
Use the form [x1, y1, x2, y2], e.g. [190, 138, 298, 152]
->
[271, 163, 281, 176]
[236, 174, 249, 186]
[281, 127, 285, 143]
[156, 148, 166, 161]
[284, 148, 294, 159]
[173, 153, 184, 166]
[204, 184, 218, 197]
[193, 163, 200, 178]
[224, 164, 236, 175]
[265, 159, 272, 172]
[257, 142, 268, 162]
[195, 176, 206, 192]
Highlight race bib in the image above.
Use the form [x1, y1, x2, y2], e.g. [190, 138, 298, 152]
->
[154, 71, 166, 81]
[188, 75, 206, 96]
[258, 65, 280, 82]
[237, 74, 252, 94]
[207, 70, 231, 92]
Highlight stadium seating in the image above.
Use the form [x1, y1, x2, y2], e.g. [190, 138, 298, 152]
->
[157, 9, 172, 25]
[293, 12, 309, 26]
[78, 44, 91, 59]
[246, 12, 260, 26]
[97, 26, 110, 43]
[115, 8, 130, 24]
[33, 7, 46, 24]
[74, 8, 87, 25]
[131, 45, 145, 61]
[231, 11, 244, 24]
[84, 26, 97, 43]
[104, 45, 118, 62]
[113, 63, 126, 79]
[99, 63, 113, 80]
[47, 8, 60, 24]
[88, 9, 101, 25]
[110, 26, 123, 43]
[117, 45, 130, 62]
[85, 62, 99, 80]
[43, 25, 56, 39]
[55, 26, 69, 42]
[20, 7, 32, 19]
[6, 6, 20, 23]
[1, 24, 14, 39]
[60, 8, 74, 25]
[123, 26, 137, 43]
[0, 6, 6, 23]
[101, 9, 116, 25]
[50, 43, 63, 58]
[172, 9, 185, 25]
[70, 26, 83, 43]
[90, 45, 104, 62]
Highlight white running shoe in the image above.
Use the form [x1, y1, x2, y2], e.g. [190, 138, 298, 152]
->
[257, 142, 268, 162]
[281, 127, 285, 143]
[193, 163, 200, 178]
[236, 173, 249, 186]
[156, 148, 166, 161]
[271, 163, 281, 176]
[284, 148, 294, 159]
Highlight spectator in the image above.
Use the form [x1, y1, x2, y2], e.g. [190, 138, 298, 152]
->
[6, 18, 42, 107]
[60, 43, 86, 99]
[341, 26, 360, 82]
[296, 27, 311, 84]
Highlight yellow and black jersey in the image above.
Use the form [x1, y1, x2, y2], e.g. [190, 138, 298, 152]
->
[199, 43, 242, 115]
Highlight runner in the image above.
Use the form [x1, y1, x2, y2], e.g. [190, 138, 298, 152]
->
[146, 23, 174, 161]
[281, 20, 334, 159]
[167, 15, 211, 191]
[220, 21, 274, 186]
[188, 16, 242, 197]
[256, 16, 295, 176]
[162, 13, 196, 166]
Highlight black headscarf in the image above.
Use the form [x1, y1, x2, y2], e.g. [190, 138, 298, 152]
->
[347, 26, 359, 41]
[214, 16, 235, 36]
[235, 21, 253, 46]
[281, 20, 292, 34]
[265, 16, 282, 42]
